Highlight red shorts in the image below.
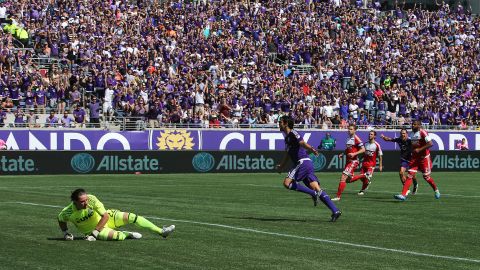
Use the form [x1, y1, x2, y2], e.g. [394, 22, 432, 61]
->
[343, 160, 360, 176]
[408, 155, 432, 175]
[360, 166, 375, 180]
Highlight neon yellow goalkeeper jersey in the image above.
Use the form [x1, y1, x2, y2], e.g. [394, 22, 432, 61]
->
[58, 195, 107, 234]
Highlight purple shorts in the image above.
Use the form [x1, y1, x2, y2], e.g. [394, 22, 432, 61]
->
[400, 159, 410, 169]
[287, 159, 319, 186]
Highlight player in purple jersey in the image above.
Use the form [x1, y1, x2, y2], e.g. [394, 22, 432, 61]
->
[276, 116, 341, 222]
[381, 129, 418, 195]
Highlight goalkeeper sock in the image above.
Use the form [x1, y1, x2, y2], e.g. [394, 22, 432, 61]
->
[131, 214, 162, 234]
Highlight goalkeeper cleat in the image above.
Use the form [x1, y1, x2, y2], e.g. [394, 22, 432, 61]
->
[312, 191, 320, 207]
[394, 194, 407, 201]
[434, 190, 441, 199]
[412, 183, 419, 195]
[123, 231, 142, 239]
[330, 211, 342, 222]
[161, 225, 176, 239]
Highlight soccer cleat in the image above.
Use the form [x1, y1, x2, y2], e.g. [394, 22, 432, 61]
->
[312, 192, 320, 206]
[123, 231, 142, 239]
[434, 190, 441, 199]
[394, 194, 407, 201]
[161, 225, 176, 238]
[331, 197, 341, 201]
[331, 211, 342, 222]
[357, 190, 365, 196]
[412, 183, 419, 195]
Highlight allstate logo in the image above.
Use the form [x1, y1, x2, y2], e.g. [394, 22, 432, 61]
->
[71, 153, 95, 174]
[310, 153, 326, 172]
[192, 152, 215, 172]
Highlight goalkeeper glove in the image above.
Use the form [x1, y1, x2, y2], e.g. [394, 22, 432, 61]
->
[63, 231, 74, 241]
[85, 235, 96, 241]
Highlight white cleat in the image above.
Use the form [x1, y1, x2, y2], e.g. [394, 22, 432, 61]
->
[123, 231, 142, 239]
[161, 225, 176, 239]
[357, 190, 365, 196]
[331, 197, 341, 201]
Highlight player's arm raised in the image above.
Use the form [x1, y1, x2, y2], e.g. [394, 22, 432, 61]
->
[380, 134, 393, 141]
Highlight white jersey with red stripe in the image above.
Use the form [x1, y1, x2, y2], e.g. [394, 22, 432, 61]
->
[409, 129, 431, 159]
[363, 140, 382, 167]
[345, 134, 363, 162]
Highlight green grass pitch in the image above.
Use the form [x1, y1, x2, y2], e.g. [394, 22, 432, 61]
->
[0, 172, 479, 270]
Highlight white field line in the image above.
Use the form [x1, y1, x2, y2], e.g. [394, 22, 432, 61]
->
[3, 201, 480, 264]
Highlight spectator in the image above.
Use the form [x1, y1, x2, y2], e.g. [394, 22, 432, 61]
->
[26, 108, 40, 128]
[13, 108, 25, 127]
[72, 104, 86, 128]
[45, 111, 59, 128]
[86, 96, 101, 128]
[456, 138, 469, 150]
[60, 112, 74, 128]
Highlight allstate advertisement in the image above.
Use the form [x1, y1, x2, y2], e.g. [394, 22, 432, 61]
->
[0, 151, 479, 175]
[0, 129, 479, 151]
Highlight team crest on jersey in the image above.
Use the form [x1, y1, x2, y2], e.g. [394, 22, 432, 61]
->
[156, 130, 195, 150]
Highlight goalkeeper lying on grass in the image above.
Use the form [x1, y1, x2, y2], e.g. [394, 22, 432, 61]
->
[58, 188, 175, 241]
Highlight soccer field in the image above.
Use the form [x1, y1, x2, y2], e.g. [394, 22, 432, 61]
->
[0, 172, 478, 270]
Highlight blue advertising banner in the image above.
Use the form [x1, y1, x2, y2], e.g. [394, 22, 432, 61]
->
[0, 129, 478, 151]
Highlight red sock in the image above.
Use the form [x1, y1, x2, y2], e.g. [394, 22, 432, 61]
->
[424, 176, 438, 191]
[350, 175, 365, 183]
[337, 182, 346, 198]
[361, 179, 370, 190]
[402, 178, 413, 196]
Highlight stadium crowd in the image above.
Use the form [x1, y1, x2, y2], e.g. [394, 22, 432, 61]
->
[0, 0, 479, 129]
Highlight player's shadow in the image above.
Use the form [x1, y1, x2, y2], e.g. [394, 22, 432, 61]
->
[224, 216, 308, 222]
[47, 237, 84, 241]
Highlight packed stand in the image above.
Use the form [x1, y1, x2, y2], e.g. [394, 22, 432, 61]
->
[0, 0, 479, 130]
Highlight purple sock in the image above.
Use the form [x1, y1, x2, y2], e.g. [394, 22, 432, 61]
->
[288, 182, 316, 197]
[319, 190, 339, 213]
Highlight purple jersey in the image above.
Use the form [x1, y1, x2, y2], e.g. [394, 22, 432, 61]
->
[392, 137, 412, 161]
[35, 90, 46, 105]
[284, 129, 309, 163]
[73, 108, 86, 123]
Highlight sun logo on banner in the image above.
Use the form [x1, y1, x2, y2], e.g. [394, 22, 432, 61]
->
[156, 130, 195, 150]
